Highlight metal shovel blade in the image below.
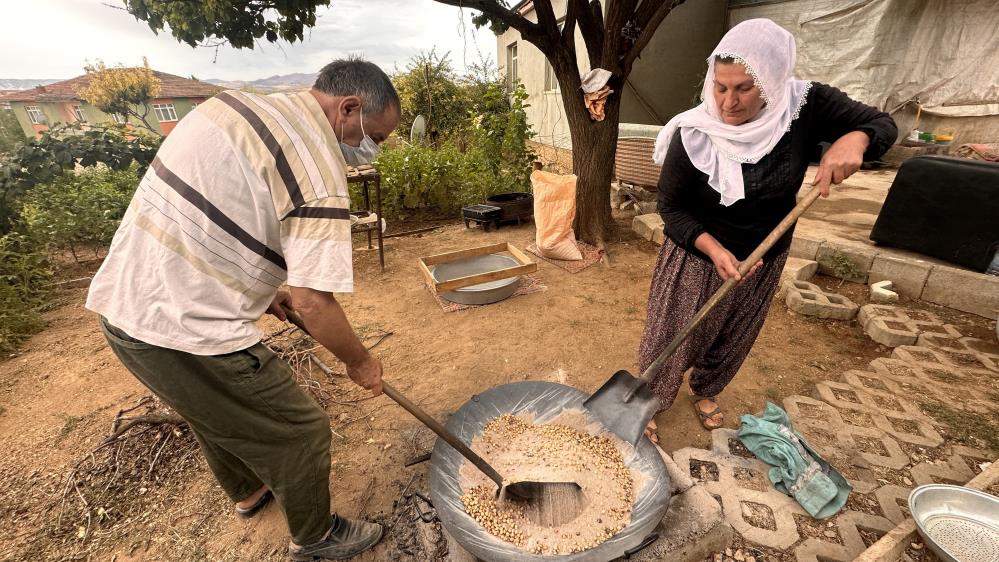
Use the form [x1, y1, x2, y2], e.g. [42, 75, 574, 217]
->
[583, 370, 660, 446]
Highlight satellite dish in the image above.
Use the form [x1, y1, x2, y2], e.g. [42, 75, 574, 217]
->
[410, 115, 427, 144]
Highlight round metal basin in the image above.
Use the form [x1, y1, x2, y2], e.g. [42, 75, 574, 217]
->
[428, 381, 671, 562]
[909, 484, 999, 562]
[433, 254, 520, 305]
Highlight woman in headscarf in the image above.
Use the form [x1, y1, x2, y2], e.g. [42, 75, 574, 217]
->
[641, 19, 896, 438]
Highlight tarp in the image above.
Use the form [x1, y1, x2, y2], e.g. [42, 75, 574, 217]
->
[729, 0, 999, 117]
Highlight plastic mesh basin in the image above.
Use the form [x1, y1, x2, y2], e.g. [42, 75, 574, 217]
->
[909, 484, 999, 562]
[432, 254, 521, 305]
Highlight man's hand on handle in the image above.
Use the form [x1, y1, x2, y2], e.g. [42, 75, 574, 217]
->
[811, 130, 870, 197]
[266, 290, 292, 321]
[346, 355, 383, 397]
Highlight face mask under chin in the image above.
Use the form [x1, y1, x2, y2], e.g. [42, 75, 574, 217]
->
[339, 108, 381, 166]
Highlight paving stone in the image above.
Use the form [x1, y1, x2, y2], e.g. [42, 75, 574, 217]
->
[789, 234, 825, 261]
[816, 243, 878, 284]
[777, 258, 819, 299]
[633, 213, 664, 242]
[673, 430, 806, 550]
[793, 511, 895, 562]
[784, 258, 819, 281]
[872, 484, 912, 524]
[785, 280, 859, 320]
[858, 304, 961, 348]
[913, 334, 999, 373]
[869, 280, 899, 304]
[867, 255, 934, 300]
[921, 264, 999, 319]
[666, 320, 996, 562]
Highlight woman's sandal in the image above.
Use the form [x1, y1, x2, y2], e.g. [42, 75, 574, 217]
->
[691, 395, 724, 430]
[235, 489, 273, 519]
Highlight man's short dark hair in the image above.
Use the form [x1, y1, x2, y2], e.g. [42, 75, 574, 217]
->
[313, 57, 400, 114]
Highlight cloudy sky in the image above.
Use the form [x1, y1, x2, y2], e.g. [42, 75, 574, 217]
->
[0, 0, 498, 81]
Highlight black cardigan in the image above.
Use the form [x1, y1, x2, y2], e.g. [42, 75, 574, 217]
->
[656, 83, 898, 262]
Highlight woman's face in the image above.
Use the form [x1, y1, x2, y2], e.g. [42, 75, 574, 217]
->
[713, 62, 766, 125]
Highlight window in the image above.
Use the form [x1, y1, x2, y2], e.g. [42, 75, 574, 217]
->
[506, 42, 518, 89]
[72, 105, 86, 123]
[26, 105, 44, 124]
[544, 18, 566, 92]
[544, 60, 559, 92]
[111, 113, 127, 124]
[153, 103, 178, 122]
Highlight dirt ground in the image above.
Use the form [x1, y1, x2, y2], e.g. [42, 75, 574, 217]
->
[0, 215, 994, 562]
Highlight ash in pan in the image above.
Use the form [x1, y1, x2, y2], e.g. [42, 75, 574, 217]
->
[458, 409, 650, 556]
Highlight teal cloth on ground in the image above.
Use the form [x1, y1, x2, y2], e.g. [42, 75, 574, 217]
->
[737, 402, 851, 519]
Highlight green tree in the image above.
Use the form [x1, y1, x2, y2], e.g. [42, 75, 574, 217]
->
[393, 49, 470, 145]
[120, 0, 688, 245]
[123, 0, 329, 48]
[0, 108, 25, 156]
[0, 123, 160, 232]
[76, 57, 162, 132]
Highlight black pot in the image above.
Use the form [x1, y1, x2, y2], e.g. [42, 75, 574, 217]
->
[484, 192, 534, 224]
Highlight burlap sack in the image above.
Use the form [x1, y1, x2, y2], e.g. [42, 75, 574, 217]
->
[531, 170, 582, 261]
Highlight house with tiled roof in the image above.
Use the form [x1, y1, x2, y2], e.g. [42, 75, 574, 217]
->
[0, 71, 222, 138]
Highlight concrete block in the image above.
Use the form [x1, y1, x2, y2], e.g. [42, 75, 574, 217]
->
[868, 255, 933, 299]
[637, 201, 659, 215]
[789, 234, 825, 261]
[785, 280, 859, 320]
[816, 243, 878, 284]
[651, 228, 665, 246]
[610, 183, 625, 209]
[777, 258, 818, 299]
[631, 484, 733, 562]
[783, 257, 818, 281]
[921, 264, 999, 319]
[632, 213, 665, 242]
[869, 280, 899, 304]
[858, 304, 961, 348]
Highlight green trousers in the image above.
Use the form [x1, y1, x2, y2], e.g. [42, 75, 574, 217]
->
[100, 317, 333, 545]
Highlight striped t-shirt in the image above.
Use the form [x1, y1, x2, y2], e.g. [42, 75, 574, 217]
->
[86, 90, 352, 355]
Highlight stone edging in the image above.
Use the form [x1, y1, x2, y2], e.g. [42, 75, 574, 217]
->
[789, 235, 999, 320]
[630, 214, 998, 320]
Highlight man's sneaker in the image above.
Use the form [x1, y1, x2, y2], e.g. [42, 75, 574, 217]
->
[289, 515, 383, 561]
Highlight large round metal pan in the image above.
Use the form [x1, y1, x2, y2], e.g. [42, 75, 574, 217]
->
[432, 254, 521, 305]
[428, 381, 671, 562]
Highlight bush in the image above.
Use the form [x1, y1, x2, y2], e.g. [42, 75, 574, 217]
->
[0, 233, 51, 353]
[0, 123, 159, 232]
[20, 167, 137, 260]
[372, 82, 535, 220]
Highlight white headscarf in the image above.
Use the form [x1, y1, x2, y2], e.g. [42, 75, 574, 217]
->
[652, 19, 811, 206]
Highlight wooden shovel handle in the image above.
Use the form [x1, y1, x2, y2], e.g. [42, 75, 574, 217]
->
[278, 304, 505, 489]
[637, 185, 823, 385]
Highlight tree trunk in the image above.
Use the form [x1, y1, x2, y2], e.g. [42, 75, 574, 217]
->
[562, 85, 621, 246]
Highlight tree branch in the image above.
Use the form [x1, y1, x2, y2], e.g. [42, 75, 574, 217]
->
[562, 0, 577, 49]
[573, 0, 603, 69]
[623, 0, 688, 74]
[601, 0, 638, 70]
[533, 0, 560, 39]
[433, 0, 545, 44]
